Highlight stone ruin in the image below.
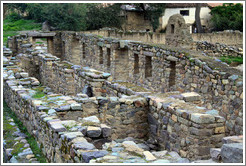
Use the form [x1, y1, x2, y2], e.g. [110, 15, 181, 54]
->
[165, 14, 193, 47]
[2, 30, 243, 163]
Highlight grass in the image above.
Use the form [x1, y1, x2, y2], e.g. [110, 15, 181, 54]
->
[219, 56, 243, 65]
[32, 91, 46, 99]
[3, 18, 42, 45]
[3, 101, 47, 163]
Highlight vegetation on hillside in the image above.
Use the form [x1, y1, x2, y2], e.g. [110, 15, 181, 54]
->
[3, 12, 41, 44]
[4, 3, 166, 32]
[210, 3, 243, 32]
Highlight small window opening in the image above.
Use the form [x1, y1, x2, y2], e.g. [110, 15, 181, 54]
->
[145, 56, 152, 78]
[82, 43, 86, 59]
[99, 46, 103, 64]
[180, 10, 189, 16]
[171, 24, 175, 33]
[134, 54, 139, 74]
[107, 48, 111, 67]
[169, 61, 176, 87]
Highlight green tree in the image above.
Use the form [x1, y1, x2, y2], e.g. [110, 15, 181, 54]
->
[85, 3, 122, 30]
[210, 3, 243, 32]
[26, 3, 88, 31]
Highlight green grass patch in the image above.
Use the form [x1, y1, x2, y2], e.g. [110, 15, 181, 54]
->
[36, 42, 44, 44]
[3, 18, 42, 45]
[3, 101, 47, 163]
[219, 56, 243, 65]
[32, 91, 46, 99]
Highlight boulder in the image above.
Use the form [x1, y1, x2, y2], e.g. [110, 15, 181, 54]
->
[221, 143, 243, 163]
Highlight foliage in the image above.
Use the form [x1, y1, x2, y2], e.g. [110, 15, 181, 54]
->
[4, 19, 41, 31]
[3, 18, 41, 45]
[4, 3, 165, 31]
[25, 3, 88, 31]
[5, 12, 22, 21]
[85, 3, 122, 30]
[210, 3, 243, 32]
[220, 56, 243, 65]
[3, 101, 47, 162]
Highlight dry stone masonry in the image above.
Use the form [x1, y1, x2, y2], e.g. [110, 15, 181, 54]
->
[3, 28, 243, 163]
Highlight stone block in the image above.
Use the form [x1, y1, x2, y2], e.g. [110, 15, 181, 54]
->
[81, 150, 108, 163]
[87, 126, 101, 138]
[210, 148, 221, 161]
[190, 113, 215, 124]
[73, 141, 96, 150]
[143, 151, 156, 161]
[70, 103, 82, 110]
[222, 135, 243, 144]
[190, 127, 214, 136]
[181, 92, 201, 102]
[100, 124, 111, 138]
[152, 151, 168, 158]
[214, 126, 225, 134]
[221, 143, 243, 163]
[171, 114, 177, 122]
[166, 56, 178, 62]
[80, 116, 100, 126]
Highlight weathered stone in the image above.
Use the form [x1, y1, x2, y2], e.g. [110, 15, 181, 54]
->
[191, 113, 215, 124]
[221, 143, 243, 163]
[70, 103, 82, 110]
[143, 151, 156, 161]
[80, 116, 100, 125]
[122, 141, 144, 155]
[152, 151, 168, 158]
[222, 135, 243, 144]
[210, 148, 221, 161]
[100, 124, 111, 138]
[87, 126, 101, 138]
[166, 56, 178, 62]
[181, 92, 201, 102]
[73, 141, 96, 150]
[81, 150, 108, 163]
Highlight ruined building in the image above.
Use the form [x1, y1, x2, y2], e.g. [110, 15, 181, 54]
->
[3, 15, 243, 163]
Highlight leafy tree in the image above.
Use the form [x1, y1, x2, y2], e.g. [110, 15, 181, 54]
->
[25, 3, 88, 31]
[85, 3, 122, 30]
[210, 3, 243, 32]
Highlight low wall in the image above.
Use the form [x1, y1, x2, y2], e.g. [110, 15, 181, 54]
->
[196, 41, 243, 58]
[83, 30, 166, 45]
[148, 94, 225, 160]
[192, 31, 243, 47]
[83, 30, 243, 47]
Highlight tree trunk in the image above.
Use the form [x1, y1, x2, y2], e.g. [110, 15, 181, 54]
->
[195, 3, 203, 33]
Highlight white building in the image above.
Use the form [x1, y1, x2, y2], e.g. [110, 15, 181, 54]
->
[159, 3, 222, 33]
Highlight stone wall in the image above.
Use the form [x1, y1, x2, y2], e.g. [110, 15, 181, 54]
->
[147, 93, 226, 160]
[192, 31, 243, 47]
[5, 32, 243, 161]
[10, 32, 243, 136]
[3, 55, 149, 162]
[83, 30, 243, 47]
[83, 30, 166, 44]
[17, 50, 111, 97]
[196, 41, 243, 58]
[64, 32, 243, 136]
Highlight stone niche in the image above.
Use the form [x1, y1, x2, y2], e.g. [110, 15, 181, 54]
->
[165, 14, 193, 47]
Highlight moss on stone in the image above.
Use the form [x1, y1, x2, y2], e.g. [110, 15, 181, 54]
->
[114, 82, 150, 92]
[12, 142, 26, 156]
